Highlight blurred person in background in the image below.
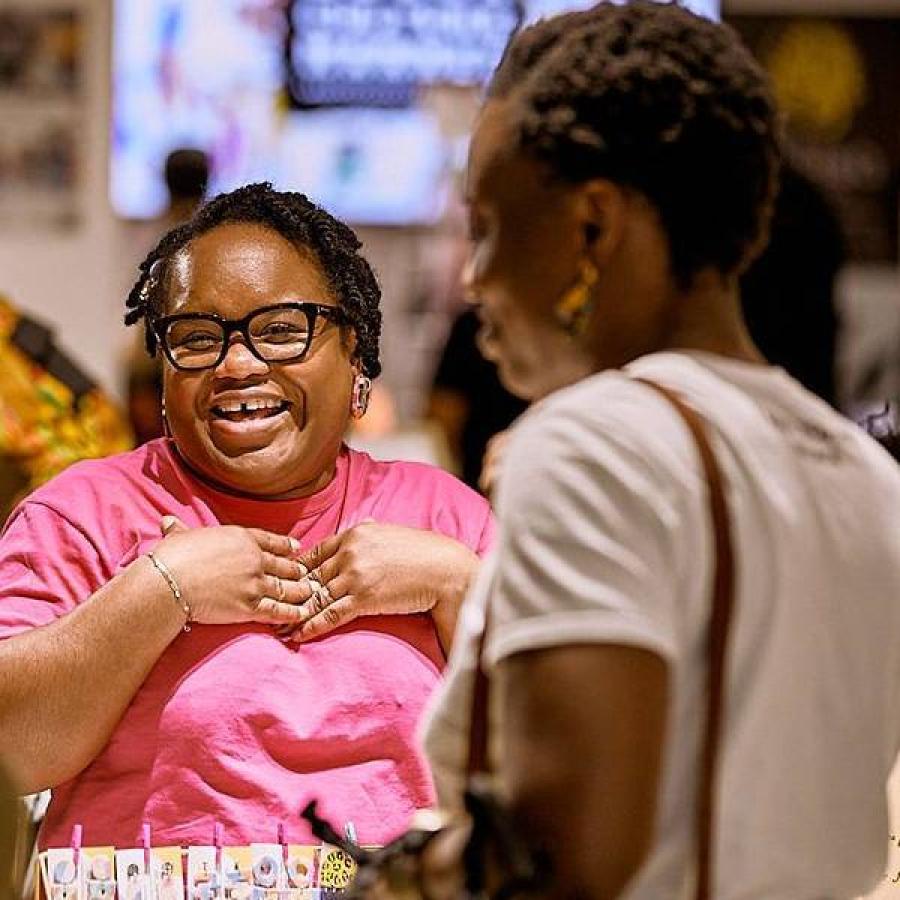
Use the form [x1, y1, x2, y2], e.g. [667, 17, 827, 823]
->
[161, 148, 209, 225]
[0, 184, 492, 850]
[0, 293, 131, 523]
[426, 199, 575, 495]
[415, 4, 900, 900]
[427, 306, 527, 492]
[125, 148, 210, 445]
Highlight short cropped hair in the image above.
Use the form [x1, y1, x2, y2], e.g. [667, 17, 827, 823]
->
[490, 1, 781, 288]
[125, 182, 382, 378]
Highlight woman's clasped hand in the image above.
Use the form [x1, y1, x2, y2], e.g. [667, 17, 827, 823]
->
[154, 515, 480, 639]
[153, 515, 307, 626]
[283, 520, 480, 643]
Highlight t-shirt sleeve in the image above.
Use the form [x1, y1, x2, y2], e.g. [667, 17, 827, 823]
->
[485, 407, 682, 666]
[420, 463, 496, 557]
[0, 501, 109, 639]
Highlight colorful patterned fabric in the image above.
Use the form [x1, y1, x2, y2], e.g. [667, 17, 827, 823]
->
[0, 296, 132, 518]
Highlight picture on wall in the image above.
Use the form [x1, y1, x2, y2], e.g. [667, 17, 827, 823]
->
[0, 5, 84, 229]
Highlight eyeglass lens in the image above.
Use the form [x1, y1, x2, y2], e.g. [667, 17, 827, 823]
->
[163, 307, 319, 369]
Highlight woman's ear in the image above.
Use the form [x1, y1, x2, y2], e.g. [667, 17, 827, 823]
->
[578, 180, 630, 268]
[338, 314, 359, 360]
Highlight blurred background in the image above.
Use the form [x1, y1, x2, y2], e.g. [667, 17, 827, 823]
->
[0, 0, 898, 493]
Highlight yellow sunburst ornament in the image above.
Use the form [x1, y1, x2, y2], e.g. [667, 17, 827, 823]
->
[764, 21, 866, 143]
[318, 846, 358, 889]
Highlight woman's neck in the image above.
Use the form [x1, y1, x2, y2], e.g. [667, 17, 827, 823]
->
[169, 440, 341, 502]
[656, 274, 766, 366]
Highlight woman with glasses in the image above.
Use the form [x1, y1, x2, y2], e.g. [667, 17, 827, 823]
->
[0, 183, 493, 850]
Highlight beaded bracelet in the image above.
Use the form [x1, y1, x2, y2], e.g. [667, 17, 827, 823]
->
[147, 551, 192, 632]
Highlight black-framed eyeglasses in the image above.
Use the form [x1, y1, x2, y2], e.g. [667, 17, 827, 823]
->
[152, 302, 347, 372]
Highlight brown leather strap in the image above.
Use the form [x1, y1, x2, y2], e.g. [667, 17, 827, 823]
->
[634, 377, 735, 900]
[465, 376, 735, 900]
[467, 604, 491, 776]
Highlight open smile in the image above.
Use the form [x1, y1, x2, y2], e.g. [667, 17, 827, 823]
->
[210, 398, 293, 423]
[207, 396, 298, 444]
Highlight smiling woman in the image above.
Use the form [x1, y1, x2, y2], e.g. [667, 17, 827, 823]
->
[0, 183, 493, 850]
[150, 220, 359, 499]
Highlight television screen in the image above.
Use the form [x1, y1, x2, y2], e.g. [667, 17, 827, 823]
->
[284, 0, 718, 109]
[110, 0, 719, 223]
[111, 0, 454, 223]
[285, 1, 523, 108]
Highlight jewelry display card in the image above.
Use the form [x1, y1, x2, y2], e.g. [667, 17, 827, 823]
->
[40, 843, 361, 898]
[151, 849, 185, 900]
[115, 850, 151, 900]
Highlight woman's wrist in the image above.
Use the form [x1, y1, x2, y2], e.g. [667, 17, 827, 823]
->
[139, 551, 194, 641]
[442, 544, 481, 605]
[431, 544, 481, 655]
[146, 552, 193, 632]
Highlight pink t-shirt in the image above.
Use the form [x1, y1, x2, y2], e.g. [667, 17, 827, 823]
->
[0, 439, 494, 849]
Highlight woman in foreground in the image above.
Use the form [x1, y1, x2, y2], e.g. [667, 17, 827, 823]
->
[420, 3, 900, 898]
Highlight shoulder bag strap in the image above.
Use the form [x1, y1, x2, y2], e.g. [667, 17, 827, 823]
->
[466, 606, 492, 777]
[466, 376, 736, 900]
[633, 377, 735, 900]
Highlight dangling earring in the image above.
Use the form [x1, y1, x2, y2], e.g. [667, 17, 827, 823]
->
[553, 258, 599, 338]
[161, 393, 172, 439]
[350, 374, 372, 419]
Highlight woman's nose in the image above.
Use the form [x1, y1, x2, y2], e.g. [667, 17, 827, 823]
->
[460, 254, 480, 304]
[214, 336, 269, 378]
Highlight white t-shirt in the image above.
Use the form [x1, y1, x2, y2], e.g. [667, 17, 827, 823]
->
[422, 351, 900, 900]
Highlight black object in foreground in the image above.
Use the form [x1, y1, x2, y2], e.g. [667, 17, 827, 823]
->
[301, 784, 544, 900]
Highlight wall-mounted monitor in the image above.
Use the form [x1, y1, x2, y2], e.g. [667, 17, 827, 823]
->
[110, 0, 719, 224]
[286, 1, 523, 108]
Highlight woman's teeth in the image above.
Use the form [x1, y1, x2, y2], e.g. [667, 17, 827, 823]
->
[213, 399, 289, 421]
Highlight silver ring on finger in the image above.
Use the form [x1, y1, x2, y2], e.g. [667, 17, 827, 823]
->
[313, 583, 333, 614]
[306, 574, 321, 589]
[274, 575, 285, 603]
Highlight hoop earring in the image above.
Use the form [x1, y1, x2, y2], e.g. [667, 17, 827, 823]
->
[350, 374, 372, 419]
[553, 258, 599, 338]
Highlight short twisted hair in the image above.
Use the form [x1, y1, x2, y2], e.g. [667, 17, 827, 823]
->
[125, 182, 382, 378]
[490, 1, 781, 288]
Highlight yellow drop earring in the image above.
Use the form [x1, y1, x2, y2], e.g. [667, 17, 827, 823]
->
[553, 258, 599, 338]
